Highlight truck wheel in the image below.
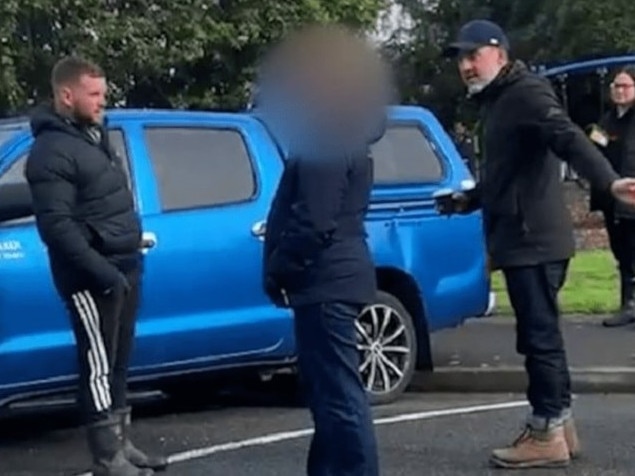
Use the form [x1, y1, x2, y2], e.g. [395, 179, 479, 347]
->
[356, 290, 418, 406]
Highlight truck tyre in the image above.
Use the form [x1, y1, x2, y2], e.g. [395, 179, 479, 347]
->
[356, 290, 418, 405]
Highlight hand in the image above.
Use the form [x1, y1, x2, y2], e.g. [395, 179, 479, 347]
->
[264, 275, 290, 308]
[435, 191, 470, 215]
[104, 273, 131, 296]
[610, 178, 635, 206]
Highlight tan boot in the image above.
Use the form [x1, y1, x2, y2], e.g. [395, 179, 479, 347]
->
[490, 425, 570, 469]
[564, 417, 580, 459]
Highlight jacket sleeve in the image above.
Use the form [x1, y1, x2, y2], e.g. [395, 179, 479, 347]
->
[275, 156, 348, 266]
[518, 78, 620, 193]
[26, 147, 122, 292]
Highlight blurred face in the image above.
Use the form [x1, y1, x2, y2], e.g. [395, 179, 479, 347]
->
[610, 72, 635, 107]
[57, 74, 107, 125]
[257, 24, 393, 154]
[457, 46, 507, 95]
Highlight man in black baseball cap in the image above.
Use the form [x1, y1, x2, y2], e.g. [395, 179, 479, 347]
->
[443, 19, 510, 58]
[443, 20, 511, 97]
[439, 19, 635, 470]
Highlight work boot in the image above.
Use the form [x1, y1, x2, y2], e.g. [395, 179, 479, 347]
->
[87, 416, 154, 476]
[115, 407, 168, 472]
[603, 299, 635, 327]
[604, 272, 635, 327]
[490, 423, 570, 469]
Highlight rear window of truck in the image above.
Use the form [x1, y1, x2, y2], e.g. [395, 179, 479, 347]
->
[370, 123, 444, 184]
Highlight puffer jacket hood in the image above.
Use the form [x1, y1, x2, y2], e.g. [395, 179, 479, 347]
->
[29, 104, 77, 138]
[29, 103, 108, 140]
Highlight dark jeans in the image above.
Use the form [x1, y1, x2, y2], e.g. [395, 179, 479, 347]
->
[294, 302, 379, 476]
[503, 260, 571, 420]
[63, 268, 141, 423]
[603, 211, 635, 305]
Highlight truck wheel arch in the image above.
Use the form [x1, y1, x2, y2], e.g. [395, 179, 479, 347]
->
[375, 267, 433, 373]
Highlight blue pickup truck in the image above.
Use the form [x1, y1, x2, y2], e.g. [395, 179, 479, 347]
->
[0, 105, 489, 410]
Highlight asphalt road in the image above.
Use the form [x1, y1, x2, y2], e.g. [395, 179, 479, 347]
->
[1, 389, 634, 476]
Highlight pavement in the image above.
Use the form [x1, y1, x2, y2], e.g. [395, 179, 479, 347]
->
[1, 314, 635, 475]
[1, 391, 634, 475]
[413, 314, 635, 393]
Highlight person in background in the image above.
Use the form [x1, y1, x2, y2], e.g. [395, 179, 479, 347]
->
[587, 67, 635, 327]
[25, 56, 167, 476]
[441, 19, 635, 469]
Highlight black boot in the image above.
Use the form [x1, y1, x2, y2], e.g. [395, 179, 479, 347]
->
[603, 271, 635, 327]
[87, 416, 154, 476]
[115, 407, 169, 472]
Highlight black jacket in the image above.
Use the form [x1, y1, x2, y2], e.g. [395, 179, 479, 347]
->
[263, 152, 377, 307]
[464, 61, 619, 268]
[589, 106, 635, 219]
[25, 105, 142, 295]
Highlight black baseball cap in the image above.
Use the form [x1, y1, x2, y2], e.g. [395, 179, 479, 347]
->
[443, 19, 510, 58]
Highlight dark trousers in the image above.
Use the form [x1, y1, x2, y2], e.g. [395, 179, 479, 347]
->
[294, 302, 379, 476]
[603, 211, 635, 305]
[63, 268, 141, 423]
[503, 260, 571, 420]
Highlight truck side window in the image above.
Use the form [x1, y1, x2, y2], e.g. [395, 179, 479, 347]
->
[108, 128, 133, 185]
[0, 154, 33, 225]
[370, 124, 444, 185]
[0, 129, 131, 187]
[143, 127, 257, 212]
[0, 128, 133, 225]
[0, 154, 27, 186]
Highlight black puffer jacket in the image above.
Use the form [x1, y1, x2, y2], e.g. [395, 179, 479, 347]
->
[589, 106, 635, 218]
[25, 105, 142, 295]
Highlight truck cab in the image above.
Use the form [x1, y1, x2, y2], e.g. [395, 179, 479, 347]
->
[0, 106, 489, 409]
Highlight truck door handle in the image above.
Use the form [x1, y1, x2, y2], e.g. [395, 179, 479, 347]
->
[140, 232, 157, 253]
[251, 220, 266, 241]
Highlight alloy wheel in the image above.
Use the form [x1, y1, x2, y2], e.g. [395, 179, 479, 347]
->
[356, 303, 413, 396]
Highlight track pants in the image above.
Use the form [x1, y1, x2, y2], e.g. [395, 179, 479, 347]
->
[63, 268, 141, 423]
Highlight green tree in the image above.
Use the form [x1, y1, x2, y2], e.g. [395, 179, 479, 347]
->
[540, 0, 635, 60]
[384, 0, 635, 127]
[0, 0, 386, 116]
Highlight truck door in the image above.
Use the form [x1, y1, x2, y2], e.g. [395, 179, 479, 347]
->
[367, 106, 489, 330]
[129, 117, 294, 375]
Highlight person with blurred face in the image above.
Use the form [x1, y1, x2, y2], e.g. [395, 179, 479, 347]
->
[258, 24, 393, 476]
[441, 20, 635, 469]
[588, 67, 635, 327]
[25, 56, 167, 476]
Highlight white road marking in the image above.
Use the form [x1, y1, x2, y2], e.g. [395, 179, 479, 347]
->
[76, 400, 528, 475]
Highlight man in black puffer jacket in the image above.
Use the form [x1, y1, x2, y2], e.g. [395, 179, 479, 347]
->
[26, 56, 166, 476]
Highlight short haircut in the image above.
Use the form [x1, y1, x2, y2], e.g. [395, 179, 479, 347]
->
[51, 56, 104, 89]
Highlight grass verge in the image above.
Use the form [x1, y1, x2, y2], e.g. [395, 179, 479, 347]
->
[491, 249, 619, 315]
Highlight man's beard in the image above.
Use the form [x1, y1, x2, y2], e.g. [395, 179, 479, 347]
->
[71, 106, 102, 126]
[467, 80, 490, 95]
[465, 66, 504, 96]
